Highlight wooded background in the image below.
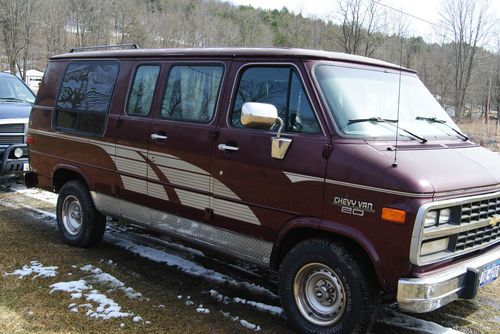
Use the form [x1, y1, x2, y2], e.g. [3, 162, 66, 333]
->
[0, 0, 499, 121]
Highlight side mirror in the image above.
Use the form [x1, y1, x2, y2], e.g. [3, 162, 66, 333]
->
[240, 102, 292, 160]
[241, 102, 278, 129]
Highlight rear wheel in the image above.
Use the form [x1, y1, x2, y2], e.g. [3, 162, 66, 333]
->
[279, 239, 379, 334]
[56, 180, 105, 247]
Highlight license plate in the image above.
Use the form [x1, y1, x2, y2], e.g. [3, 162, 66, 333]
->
[23, 163, 29, 172]
[479, 262, 499, 287]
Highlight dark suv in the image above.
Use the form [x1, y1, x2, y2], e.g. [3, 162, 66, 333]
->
[0, 72, 35, 176]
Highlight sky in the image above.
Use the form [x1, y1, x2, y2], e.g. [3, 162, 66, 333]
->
[225, 0, 500, 45]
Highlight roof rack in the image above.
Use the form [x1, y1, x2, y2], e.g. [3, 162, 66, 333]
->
[69, 43, 140, 53]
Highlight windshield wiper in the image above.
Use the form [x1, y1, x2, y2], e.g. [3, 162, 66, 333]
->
[0, 97, 33, 104]
[348, 117, 428, 143]
[416, 116, 469, 141]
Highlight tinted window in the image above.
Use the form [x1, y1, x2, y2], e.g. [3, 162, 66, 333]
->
[231, 67, 320, 133]
[161, 65, 223, 122]
[55, 61, 119, 135]
[127, 65, 160, 117]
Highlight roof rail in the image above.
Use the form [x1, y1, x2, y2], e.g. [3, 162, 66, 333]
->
[69, 43, 140, 53]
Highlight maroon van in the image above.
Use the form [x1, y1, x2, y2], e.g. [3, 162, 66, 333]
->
[25, 47, 500, 334]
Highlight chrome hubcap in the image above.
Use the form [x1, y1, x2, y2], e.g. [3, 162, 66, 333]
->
[61, 195, 82, 236]
[294, 263, 346, 326]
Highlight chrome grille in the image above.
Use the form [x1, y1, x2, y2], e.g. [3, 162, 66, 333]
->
[460, 197, 500, 224]
[0, 135, 24, 145]
[455, 224, 500, 251]
[417, 192, 500, 265]
[0, 124, 25, 133]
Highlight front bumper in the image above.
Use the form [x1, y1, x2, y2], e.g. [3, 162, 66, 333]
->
[0, 144, 28, 176]
[397, 246, 500, 313]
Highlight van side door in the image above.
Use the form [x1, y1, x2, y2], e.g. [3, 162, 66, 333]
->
[211, 62, 330, 257]
[113, 62, 160, 224]
[146, 61, 227, 226]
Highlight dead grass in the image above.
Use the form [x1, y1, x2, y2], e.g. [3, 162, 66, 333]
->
[0, 195, 288, 334]
[458, 120, 500, 151]
[0, 188, 498, 334]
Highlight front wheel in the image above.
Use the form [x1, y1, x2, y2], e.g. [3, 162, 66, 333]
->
[279, 239, 379, 334]
[56, 180, 106, 247]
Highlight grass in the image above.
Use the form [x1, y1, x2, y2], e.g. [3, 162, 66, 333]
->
[0, 194, 289, 334]
[0, 188, 498, 333]
[458, 119, 500, 151]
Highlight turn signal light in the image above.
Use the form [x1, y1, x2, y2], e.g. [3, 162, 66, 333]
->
[382, 207, 406, 224]
[27, 136, 34, 145]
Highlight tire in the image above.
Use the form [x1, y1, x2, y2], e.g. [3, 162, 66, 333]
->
[279, 239, 379, 334]
[56, 180, 106, 247]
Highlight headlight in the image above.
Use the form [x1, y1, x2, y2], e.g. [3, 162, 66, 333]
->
[439, 208, 451, 224]
[13, 147, 24, 158]
[421, 238, 450, 256]
[424, 208, 454, 228]
[424, 210, 438, 227]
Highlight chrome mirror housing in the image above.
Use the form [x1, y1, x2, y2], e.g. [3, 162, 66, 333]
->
[241, 102, 278, 129]
[240, 102, 292, 160]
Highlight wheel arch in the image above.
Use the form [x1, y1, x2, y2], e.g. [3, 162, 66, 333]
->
[52, 164, 90, 193]
[271, 218, 387, 291]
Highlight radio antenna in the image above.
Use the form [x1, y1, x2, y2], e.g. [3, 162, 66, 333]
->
[392, 30, 404, 168]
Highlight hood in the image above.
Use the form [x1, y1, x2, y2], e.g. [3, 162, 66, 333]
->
[0, 101, 32, 120]
[330, 142, 500, 197]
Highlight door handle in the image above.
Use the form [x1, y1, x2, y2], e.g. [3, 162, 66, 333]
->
[151, 133, 167, 140]
[218, 143, 239, 151]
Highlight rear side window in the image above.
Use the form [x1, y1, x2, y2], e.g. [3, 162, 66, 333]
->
[161, 65, 223, 123]
[231, 66, 320, 133]
[126, 65, 160, 117]
[55, 61, 119, 135]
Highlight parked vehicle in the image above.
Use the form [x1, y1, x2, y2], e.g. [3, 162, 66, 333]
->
[0, 72, 35, 176]
[25, 47, 500, 334]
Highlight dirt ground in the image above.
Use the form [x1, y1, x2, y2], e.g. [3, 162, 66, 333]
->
[0, 178, 498, 334]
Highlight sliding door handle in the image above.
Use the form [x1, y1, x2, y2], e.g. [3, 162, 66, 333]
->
[218, 144, 239, 151]
[151, 133, 167, 140]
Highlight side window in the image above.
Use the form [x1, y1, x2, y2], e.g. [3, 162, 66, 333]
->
[55, 61, 119, 135]
[161, 65, 223, 122]
[231, 67, 320, 133]
[126, 65, 160, 117]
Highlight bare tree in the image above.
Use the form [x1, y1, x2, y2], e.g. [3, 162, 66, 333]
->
[0, 0, 39, 78]
[335, 0, 382, 56]
[440, 0, 492, 120]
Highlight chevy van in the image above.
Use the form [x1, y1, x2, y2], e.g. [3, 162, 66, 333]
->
[25, 47, 500, 334]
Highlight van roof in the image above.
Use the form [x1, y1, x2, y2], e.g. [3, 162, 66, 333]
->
[51, 47, 415, 73]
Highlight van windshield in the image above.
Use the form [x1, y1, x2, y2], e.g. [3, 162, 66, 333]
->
[314, 64, 463, 141]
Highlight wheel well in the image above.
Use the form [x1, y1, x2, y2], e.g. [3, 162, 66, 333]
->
[272, 228, 378, 281]
[52, 169, 87, 193]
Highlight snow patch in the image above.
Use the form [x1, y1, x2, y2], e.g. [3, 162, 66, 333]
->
[221, 311, 261, 331]
[84, 291, 132, 319]
[19, 203, 56, 220]
[14, 187, 57, 205]
[379, 311, 464, 334]
[209, 289, 283, 316]
[50, 280, 90, 293]
[196, 305, 210, 314]
[105, 235, 276, 299]
[80, 264, 142, 299]
[240, 319, 261, 331]
[50, 279, 139, 321]
[4, 261, 58, 279]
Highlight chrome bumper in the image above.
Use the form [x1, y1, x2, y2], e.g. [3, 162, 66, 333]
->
[397, 246, 500, 313]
